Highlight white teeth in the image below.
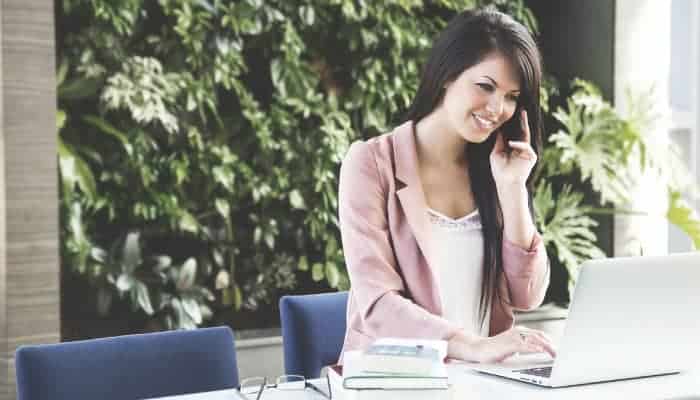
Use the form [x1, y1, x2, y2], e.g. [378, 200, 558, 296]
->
[474, 114, 495, 128]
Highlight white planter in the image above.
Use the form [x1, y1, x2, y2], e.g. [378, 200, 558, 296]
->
[235, 333, 285, 380]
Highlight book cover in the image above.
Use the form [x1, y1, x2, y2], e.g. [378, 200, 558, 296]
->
[339, 350, 449, 390]
[361, 343, 440, 375]
[326, 363, 450, 400]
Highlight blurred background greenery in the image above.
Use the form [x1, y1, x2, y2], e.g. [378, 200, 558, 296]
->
[56, 0, 700, 338]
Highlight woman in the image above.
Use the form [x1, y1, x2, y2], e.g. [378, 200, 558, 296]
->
[338, 8, 555, 363]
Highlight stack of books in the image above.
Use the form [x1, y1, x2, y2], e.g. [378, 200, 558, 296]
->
[325, 338, 450, 400]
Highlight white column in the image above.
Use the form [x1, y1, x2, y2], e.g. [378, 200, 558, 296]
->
[614, 0, 672, 256]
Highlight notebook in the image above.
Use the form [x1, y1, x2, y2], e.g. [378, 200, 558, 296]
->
[333, 350, 448, 390]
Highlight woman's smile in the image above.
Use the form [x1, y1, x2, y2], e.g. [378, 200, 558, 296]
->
[472, 113, 497, 130]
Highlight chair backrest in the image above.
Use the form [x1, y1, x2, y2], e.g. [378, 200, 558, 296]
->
[15, 326, 239, 400]
[279, 291, 348, 378]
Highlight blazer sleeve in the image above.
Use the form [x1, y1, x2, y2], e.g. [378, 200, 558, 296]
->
[339, 141, 461, 340]
[500, 232, 550, 310]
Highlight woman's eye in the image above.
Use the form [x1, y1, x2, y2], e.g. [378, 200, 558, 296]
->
[477, 83, 494, 92]
[507, 94, 520, 102]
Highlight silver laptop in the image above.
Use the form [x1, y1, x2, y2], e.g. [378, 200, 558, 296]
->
[474, 252, 700, 387]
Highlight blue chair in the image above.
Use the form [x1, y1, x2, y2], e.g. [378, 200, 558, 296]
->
[15, 326, 239, 400]
[280, 291, 348, 378]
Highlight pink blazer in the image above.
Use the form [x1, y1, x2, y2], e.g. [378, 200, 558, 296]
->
[337, 120, 550, 360]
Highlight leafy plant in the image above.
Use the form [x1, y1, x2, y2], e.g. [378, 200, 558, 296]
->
[536, 79, 700, 286]
[546, 79, 639, 205]
[59, 0, 538, 330]
[667, 191, 700, 249]
[58, 0, 699, 332]
[533, 182, 605, 292]
[95, 231, 215, 329]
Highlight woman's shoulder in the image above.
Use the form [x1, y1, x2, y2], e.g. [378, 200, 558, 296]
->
[340, 128, 402, 194]
[343, 122, 411, 170]
[344, 134, 389, 166]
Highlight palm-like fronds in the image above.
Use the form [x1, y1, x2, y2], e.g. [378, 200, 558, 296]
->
[623, 86, 696, 195]
[549, 79, 641, 206]
[539, 79, 700, 291]
[667, 190, 700, 250]
[534, 181, 606, 288]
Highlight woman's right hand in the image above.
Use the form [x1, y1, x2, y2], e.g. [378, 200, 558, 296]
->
[448, 327, 557, 363]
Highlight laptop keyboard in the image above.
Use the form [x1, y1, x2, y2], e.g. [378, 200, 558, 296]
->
[516, 366, 552, 378]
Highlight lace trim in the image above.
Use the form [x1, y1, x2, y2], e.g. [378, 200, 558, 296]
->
[428, 208, 482, 231]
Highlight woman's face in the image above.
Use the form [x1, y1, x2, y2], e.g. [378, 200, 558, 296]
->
[440, 51, 521, 143]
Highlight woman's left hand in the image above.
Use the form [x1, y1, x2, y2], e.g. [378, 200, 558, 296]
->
[489, 109, 537, 189]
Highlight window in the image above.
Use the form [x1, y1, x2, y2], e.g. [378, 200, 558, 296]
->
[668, 0, 699, 252]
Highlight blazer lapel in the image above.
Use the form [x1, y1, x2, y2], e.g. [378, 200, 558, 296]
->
[392, 120, 445, 317]
[393, 121, 433, 266]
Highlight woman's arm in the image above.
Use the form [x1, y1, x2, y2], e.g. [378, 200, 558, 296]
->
[498, 183, 550, 310]
[498, 184, 535, 248]
[339, 140, 460, 340]
[490, 111, 550, 311]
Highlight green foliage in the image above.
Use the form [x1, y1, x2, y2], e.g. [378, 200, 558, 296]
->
[102, 56, 183, 134]
[59, 0, 700, 329]
[547, 79, 641, 205]
[534, 182, 605, 281]
[667, 191, 700, 249]
[539, 79, 700, 282]
[59, 0, 538, 329]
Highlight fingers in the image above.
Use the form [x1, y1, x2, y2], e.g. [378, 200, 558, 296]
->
[478, 328, 557, 363]
[520, 109, 531, 143]
[494, 351, 518, 363]
[515, 335, 542, 354]
[506, 141, 537, 161]
[491, 130, 506, 155]
[516, 328, 557, 358]
[531, 330, 555, 346]
[525, 335, 557, 358]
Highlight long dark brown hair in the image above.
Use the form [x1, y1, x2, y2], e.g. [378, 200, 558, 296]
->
[403, 8, 543, 325]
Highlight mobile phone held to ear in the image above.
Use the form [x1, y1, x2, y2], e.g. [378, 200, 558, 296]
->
[501, 106, 524, 148]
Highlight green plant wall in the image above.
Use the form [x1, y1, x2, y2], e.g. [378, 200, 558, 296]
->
[59, 0, 525, 330]
[58, 0, 700, 332]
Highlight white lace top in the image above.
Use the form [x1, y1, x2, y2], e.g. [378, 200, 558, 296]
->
[428, 208, 491, 336]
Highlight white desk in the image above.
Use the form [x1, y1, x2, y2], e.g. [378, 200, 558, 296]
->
[150, 364, 700, 400]
[147, 387, 325, 400]
[447, 364, 700, 400]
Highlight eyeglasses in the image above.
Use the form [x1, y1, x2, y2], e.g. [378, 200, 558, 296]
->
[238, 374, 332, 399]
